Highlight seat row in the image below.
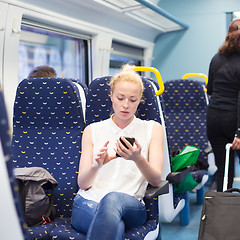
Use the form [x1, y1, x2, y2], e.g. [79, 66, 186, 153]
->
[0, 73, 212, 239]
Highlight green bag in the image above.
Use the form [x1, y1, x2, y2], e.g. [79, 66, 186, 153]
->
[171, 145, 200, 172]
[171, 145, 200, 195]
[174, 173, 198, 195]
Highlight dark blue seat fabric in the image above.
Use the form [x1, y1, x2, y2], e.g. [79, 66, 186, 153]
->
[85, 76, 161, 125]
[162, 79, 209, 204]
[49, 218, 86, 240]
[87, 76, 191, 229]
[86, 76, 172, 239]
[0, 86, 26, 239]
[162, 79, 208, 165]
[0, 87, 11, 157]
[11, 77, 86, 239]
[148, 80, 189, 226]
[85, 76, 161, 239]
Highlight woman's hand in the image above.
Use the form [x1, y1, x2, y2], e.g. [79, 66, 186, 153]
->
[231, 136, 240, 150]
[115, 137, 142, 162]
[95, 141, 116, 167]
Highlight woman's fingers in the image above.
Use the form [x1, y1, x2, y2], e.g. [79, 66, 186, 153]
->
[232, 137, 240, 150]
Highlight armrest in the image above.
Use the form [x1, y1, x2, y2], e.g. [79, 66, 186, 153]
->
[144, 180, 169, 199]
[204, 145, 212, 155]
[166, 166, 193, 184]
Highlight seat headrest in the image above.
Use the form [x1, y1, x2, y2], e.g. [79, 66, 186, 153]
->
[163, 79, 207, 113]
[85, 76, 161, 125]
[13, 78, 84, 129]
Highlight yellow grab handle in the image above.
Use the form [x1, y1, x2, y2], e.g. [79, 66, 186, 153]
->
[134, 66, 164, 96]
[182, 73, 208, 85]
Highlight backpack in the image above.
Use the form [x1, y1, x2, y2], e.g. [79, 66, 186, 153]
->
[14, 167, 58, 227]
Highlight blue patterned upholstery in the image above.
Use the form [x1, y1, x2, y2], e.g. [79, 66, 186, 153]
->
[0, 87, 11, 157]
[11, 77, 86, 239]
[85, 76, 161, 239]
[148, 80, 189, 226]
[163, 79, 208, 156]
[162, 79, 209, 203]
[86, 76, 161, 125]
[0, 85, 26, 239]
[49, 218, 86, 240]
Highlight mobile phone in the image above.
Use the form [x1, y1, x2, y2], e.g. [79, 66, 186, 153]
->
[116, 137, 135, 157]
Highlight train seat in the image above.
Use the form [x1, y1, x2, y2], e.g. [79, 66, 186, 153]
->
[162, 79, 210, 204]
[71, 79, 88, 121]
[0, 85, 26, 239]
[11, 77, 86, 239]
[85, 76, 163, 239]
[149, 81, 190, 226]
[83, 75, 190, 238]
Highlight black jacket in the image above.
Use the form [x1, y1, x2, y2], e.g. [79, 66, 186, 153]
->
[207, 52, 240, 137]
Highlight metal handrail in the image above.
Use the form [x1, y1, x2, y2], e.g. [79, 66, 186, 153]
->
[182, 73, 208, 85]
[134, 66, 164, 96]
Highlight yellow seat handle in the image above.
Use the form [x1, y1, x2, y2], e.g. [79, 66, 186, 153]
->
[134, 66, 164, 96]
[182, 73, 208, 85]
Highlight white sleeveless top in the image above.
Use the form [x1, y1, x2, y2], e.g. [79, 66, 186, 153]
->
[77, 116, 154, 203]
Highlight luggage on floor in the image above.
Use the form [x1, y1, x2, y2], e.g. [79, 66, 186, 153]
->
[198, 143, 240, 240]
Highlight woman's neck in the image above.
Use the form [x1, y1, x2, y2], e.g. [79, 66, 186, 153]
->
[112, 115, 134, 129]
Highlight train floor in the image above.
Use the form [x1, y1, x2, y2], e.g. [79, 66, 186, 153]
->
[159, 157, 240, 240]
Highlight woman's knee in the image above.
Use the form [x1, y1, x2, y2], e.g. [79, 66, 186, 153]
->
[99, 192, 123, 211]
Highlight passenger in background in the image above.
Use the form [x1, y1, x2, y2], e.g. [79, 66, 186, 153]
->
[71, 64, 164, 240]
[206, 19, 240, 192]
[28, 65, 56, 78]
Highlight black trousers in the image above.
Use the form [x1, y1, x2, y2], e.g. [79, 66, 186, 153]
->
[206, 106, 240, 191]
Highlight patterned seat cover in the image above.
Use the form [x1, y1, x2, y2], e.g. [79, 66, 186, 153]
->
[11, 77, 86, 239]
[85, 76, 161, 240]
[162, 79, 209, 204]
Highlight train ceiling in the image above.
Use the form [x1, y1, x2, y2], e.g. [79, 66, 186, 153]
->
[10, 0, 188, 42]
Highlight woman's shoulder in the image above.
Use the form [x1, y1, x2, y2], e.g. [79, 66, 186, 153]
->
[88, 118, 111, 128]
[135, 117, 161, 127]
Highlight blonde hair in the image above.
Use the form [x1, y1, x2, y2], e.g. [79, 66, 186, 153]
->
[109, 64, 144, 95]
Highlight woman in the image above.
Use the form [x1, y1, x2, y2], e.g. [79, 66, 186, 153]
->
[71, 64, 164, 240]
[207, 19, 240, 192]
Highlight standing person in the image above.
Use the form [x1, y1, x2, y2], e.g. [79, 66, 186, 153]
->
[28, 65, 56, 78]
[71, 64, 164, 240]
[206, 19, 240, 192]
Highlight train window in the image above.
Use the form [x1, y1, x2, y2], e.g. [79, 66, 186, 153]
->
[109, 41, 143, 75]
[18, 23, 90, 84]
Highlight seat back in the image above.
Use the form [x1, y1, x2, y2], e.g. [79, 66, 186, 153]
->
[85, 76, 187, 233]
[86, 76, 162, 239]
[162, 79, 208, 166]
[162, 79, 209, 208]
[11, 77, 86, 218]
[0, 86, 25, 239]
[149, 80, 186, 223]
[86, 76, 161, 125]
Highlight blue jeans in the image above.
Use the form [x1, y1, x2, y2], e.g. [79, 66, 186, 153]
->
[71, 192, 147, 240]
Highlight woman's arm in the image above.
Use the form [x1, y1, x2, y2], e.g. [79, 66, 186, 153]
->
[77, 125, 117, 190]
[77, 125, 98, 190]
[117, 122, 164, 187]
[207, 58, 214, 96]
[135, 122, 164, 186]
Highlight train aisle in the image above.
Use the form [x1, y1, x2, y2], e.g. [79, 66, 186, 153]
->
[160, 157, 240, 240]
[160, 190, 205, 240]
